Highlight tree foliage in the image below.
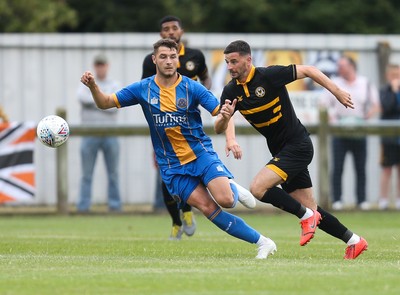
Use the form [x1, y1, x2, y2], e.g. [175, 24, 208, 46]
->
[0, 0, 77, 32]
[3, 0, 400, 34]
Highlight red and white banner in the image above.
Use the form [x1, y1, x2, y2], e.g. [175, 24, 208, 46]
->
[0, 122, 36, 203]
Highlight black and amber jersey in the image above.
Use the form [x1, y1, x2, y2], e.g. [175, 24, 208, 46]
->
[220, 64, 309, 156]
[141, 43, 208, 80]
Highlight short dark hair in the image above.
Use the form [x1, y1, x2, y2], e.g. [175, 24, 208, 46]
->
[153, 38, 178, 54]
[224, 40, 251, 56]
[159, 15, 182, 29]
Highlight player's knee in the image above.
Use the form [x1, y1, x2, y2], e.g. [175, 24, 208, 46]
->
[249, 183, 264, 200]
[218, 196, 235, 208]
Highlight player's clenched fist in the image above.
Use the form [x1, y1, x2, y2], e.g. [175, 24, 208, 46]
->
[81, 71, 95, 87]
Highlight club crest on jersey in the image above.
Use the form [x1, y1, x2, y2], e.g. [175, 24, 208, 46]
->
[185, 61, 195, 71]
[177, 98, 187, 109]
[151, 97, 158, 104]
[255, 87, 265, 98]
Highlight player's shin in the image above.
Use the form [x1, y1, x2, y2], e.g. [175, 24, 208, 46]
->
[207, 207, 259, 243]
[261, 186, 307, 218]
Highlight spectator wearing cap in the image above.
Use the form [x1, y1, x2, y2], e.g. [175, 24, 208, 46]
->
[76, 53, 122, 212]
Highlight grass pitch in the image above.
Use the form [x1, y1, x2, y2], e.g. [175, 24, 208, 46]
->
[0, 211, 399, 295]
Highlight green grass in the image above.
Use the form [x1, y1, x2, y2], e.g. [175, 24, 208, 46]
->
[0, 211, 399, 295]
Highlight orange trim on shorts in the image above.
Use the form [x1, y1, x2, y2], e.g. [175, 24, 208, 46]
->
[266, 163, 288, 181]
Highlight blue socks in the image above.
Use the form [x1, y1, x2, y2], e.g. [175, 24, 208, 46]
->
[229, 181, 239, 208]
[208, 207, 260, 243]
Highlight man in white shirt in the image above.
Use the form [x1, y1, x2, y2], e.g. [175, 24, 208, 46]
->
[77, 54, 122, 212]
[320, 56, 380, 210]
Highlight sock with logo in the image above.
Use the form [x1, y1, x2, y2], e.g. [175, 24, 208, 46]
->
[261, 186, 307, 218]
[207, 207, 260, 243]
[162, 181, 182, 226]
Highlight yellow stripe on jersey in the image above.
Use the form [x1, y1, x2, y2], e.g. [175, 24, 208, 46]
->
[253, 113, 282, 128]
[165, 126, 197, 165]
[239, 97, 280, 115]
[156, 75, 182, 112]
[160, 87, 177, 112]
[177, 43, 185, 69]
[211, 105, 220, 116]
[266, 164, 288, 181]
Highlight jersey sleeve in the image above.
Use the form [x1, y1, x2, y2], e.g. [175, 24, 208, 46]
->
[261, 65, 297, 88]
[220, 84, 237, 113]
[141, 53, 156, 79]
[114, 81, 142, 108]
[195, 49, 208, 78]
[193, 82, 220, 116]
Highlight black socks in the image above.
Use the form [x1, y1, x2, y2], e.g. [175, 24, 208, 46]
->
[162, 181, 182, 226]
[260, 186, 306, 218]
[317, 206, 352, 243]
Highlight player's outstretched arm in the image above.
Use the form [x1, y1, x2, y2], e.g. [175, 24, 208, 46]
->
[80, 71, 117, 110]
[296, 65, 354, 109]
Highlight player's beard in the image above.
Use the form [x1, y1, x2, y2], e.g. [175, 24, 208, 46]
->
[157, 65, 177, 79]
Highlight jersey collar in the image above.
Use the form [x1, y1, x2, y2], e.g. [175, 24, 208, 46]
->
[178, 43, 185, 56]
[155, 73, 183, 89]
[236, 65, 256, 85]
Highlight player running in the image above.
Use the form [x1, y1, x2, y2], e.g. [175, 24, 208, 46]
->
[214, 40, 367, 259]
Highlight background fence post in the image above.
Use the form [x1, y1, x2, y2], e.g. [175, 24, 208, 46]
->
[56, 108, 69, 214]
[318, 108, 330, 209]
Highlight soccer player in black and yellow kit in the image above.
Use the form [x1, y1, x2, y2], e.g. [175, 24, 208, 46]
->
[215, 40, 368, 259]
[141, 16, 212, 240]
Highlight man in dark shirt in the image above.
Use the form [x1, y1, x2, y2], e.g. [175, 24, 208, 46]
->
[379, 64, 400, 210]
[215, 40, 368, 259]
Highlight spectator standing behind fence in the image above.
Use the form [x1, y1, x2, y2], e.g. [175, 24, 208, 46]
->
[320, 56, 380, 211]
[76, 53, 122, 213]
[378, 64, 400, 210]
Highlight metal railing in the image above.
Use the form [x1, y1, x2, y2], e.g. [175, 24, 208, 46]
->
[55, 108, 400, 214]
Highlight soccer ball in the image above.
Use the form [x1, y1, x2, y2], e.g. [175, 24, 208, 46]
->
[36, 115, 70, 148]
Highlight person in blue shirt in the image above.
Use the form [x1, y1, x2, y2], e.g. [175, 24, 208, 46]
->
[79, 38, 276, 259]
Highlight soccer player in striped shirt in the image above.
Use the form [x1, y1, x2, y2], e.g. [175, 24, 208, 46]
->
[80, 38, 276, 259]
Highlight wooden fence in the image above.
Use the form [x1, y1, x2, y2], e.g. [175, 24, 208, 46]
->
[55, 108, 400, 214]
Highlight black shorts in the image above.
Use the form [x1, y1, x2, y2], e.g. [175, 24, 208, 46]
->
[381, 143, 400, 167]
[266, 136, 313, 194]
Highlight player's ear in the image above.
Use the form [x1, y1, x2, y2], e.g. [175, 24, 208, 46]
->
[152, 54, 156, 64]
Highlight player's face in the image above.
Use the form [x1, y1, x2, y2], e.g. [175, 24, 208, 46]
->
[224, 52, 252, 82]
[160, 21, 183, 44]
[152, 46, 179, 78]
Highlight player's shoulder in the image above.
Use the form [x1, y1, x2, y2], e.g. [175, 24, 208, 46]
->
[184, 47, 205, 57]
[131, 76, 154, 90]
[142, 52, 154, 65]
[180, 75, 202, 87]
[223, 78, 237, 90]
[143, 52, 153, 60]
